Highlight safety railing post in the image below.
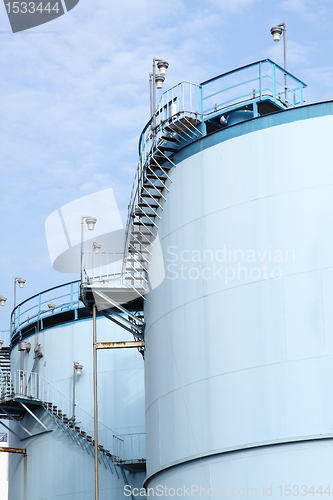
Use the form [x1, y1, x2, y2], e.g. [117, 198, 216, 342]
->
[17, 306, 20, 336]
[70, 283, 73, 309]
[272, 62, 276, 101]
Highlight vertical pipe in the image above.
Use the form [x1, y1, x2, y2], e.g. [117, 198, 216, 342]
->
[13, 279, 16, 333]
[189, 83, 192, 113]
[149, 73, 153, 118]
[20, 368, 23, 397]
[272, 63, 276, 102]
[70, 283, 73, 310]
[93, 304, 99, 500]
[38, 293, 41, 333]
[17, 306, 20, 337]
[283, 24, 287, 102]
[80, 218, 84, 295]
[72, 364, 76, 421]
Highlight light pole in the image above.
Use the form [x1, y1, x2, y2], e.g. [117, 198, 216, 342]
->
[0, 297, 5, 351]
[270, 22, 287, 103]
[80, 216, 97, 292]
[71, 361, 83, 422]
[149, 58, 169, 140]
[13, 277, 26, 332]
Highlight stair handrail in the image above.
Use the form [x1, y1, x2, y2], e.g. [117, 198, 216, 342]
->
[3, 370, 126, 459]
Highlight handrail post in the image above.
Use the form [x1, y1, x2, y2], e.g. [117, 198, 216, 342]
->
[199, 85, 203, 121]
[70, 283, 73, 310]
[17, 306, 20, 337]
[272, 63, 276, 101]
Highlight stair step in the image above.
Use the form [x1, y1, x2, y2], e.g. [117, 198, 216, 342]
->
[156, 145, 177, 153]
[150, 154, 167, 163]
[161, 135, 179, 143]
[164, 124, 183, 134]
[128, 247, 150, 254]
[147, 163, 171, 171]
[131, 231, 152, 235]
[142, 183, 164, 190]
[138, 202, 159, 209]
[141, 192, 162, 199]
[132, 222, 155, 226]
[135, 209, 157, 216]
[146, 173, 167, 180]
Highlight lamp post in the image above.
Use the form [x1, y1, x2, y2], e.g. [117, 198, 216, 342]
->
[149, 58, 169, 140]
[72, 361, 83, 422]
[0, 298, 6, 350]
[48, 303, 56, 313]
[13, 277, 26, 332]
[80, 216, 97, 292]
[270, 22, 287, 102]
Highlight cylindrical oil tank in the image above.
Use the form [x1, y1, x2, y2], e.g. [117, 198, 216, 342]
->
[144, 102, 333, 493]
[7, 281, 145, 500]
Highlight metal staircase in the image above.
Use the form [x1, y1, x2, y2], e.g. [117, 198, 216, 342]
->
[122, 114, 203, 300]
[82, 59, 307, 326]
[0, 370, 145, 473]
[42, 401, 125, 474]
[0, 347, 13, 401]
[0, 348, 10, 377]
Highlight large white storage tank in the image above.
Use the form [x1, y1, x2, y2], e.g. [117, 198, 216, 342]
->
[5, 281, 145, 499]
[143, 62, 333, 492]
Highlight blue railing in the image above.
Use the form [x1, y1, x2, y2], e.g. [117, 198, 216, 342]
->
[137, 59, 306, 159]
[10, 280, 83, 342]
[200, 59, 306, 117]
[125, 59, 307, 256]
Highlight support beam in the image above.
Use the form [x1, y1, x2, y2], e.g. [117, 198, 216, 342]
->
[101, 311, 144, 339]
[0, 407, 32, 437]
[93, 290, 144, 335]
[0, 447, 26, 455]
[0, 419, 21, 440]
[95, 341, 145, 350]
[20, 402, 49, 431]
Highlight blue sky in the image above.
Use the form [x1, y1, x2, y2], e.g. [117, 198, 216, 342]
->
[0, 0, 332, 337]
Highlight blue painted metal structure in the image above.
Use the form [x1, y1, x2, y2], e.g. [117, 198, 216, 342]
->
[10, 280, 83, 344]
[124, 60, 306, 283]
[5, 280, 146, 499]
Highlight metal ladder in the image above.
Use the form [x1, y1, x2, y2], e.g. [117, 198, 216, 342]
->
[123, 115, 203, 299]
